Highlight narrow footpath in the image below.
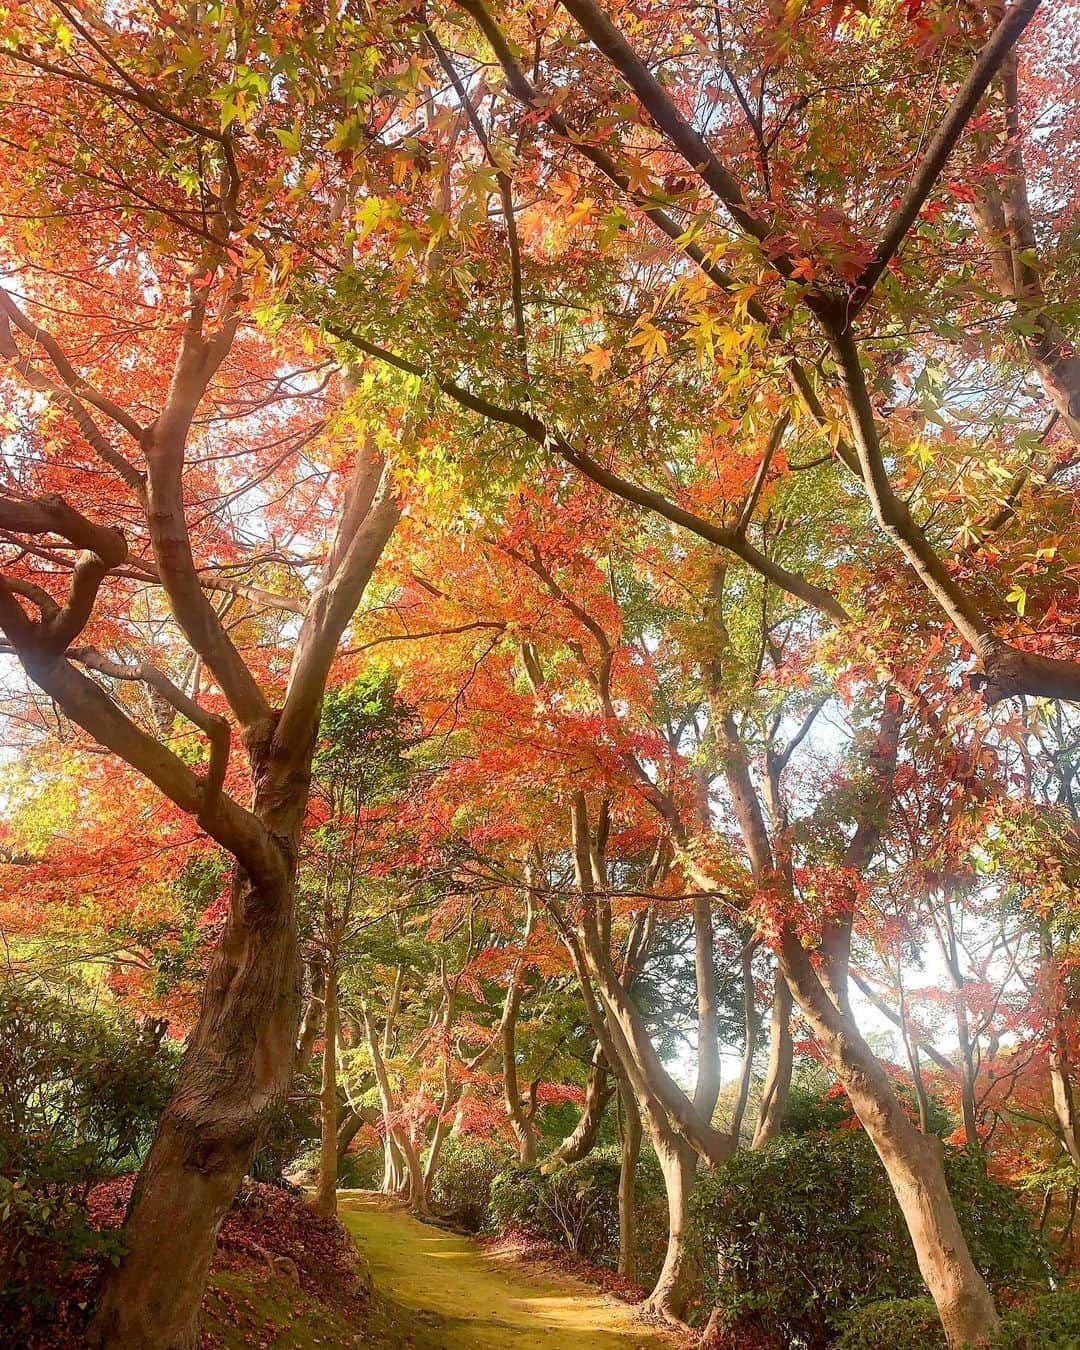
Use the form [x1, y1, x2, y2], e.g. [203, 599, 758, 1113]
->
[338, 1192, 680, 1349]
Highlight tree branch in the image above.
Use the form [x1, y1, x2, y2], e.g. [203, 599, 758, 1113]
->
[851, 0, 1042, 311]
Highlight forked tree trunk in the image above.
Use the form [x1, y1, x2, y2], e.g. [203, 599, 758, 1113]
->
[617, 1080, 641, 1282]
[542, 1044, 611, 1173]
[312, 962, 339, 1216]
[88, 864, 300, 1349]
[752, 969, 792, 1149]
[363, 1008, 429, 1214]
[780, 935, 998, 1347]
[382, 1132, 404, 1194]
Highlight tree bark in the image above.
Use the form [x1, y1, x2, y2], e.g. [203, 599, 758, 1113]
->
[752, 969, 792, 1149]
[501, 916, 539, 1166]
[970, 55, 1080, 445]
[336, 1108, 363, 1158]
[542, 1043, 612, 1173]
[723, 939, 759, 1147]
[1042, 928, 1080, 1169]
[645, 1132, 699, 1320]
[617, 1079, 641, 1283]
[779, 934, 999, 1348]
[312, 962, 339, 1216]
[363, 1008, 428, 1214]
[295, 955, 327, 1072]
[88, 859, 299, 1349]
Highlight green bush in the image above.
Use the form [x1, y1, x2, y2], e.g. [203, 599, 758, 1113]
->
[0, 986, 177, 1305]
[833, 1289, 1080, 1349]
[832, 1297, 944, 1349]
[337, 1140, 382, 1190]
[490, 1151, 622, 1257]
[430, 1137, 511, 1231]
[488, 1145, 667, 1280]
[989, 1290, 1080, 1348]
[692, 1132, 1048, 1349]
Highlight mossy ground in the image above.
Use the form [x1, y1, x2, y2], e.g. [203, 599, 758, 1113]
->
[338, 1190, 678, 1349]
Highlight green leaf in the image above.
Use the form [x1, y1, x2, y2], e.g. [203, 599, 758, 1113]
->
[271, 126, 301, 155]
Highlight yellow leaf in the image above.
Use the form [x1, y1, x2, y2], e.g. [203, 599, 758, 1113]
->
[579, 345, 613, 381]
[627, 321, 668, 363]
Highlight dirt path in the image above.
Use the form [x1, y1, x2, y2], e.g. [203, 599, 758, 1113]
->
[338, 1192, 680, 1349]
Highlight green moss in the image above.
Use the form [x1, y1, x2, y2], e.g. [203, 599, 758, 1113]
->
[338, 1192, 670, 1348]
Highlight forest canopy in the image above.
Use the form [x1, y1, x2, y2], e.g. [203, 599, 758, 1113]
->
[0, 0, 1078, 1346]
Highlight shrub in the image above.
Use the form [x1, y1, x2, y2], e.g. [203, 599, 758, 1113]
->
[337, 1140, 382, 1191]
[0, 987, 177, 1308]
[833, 1289, 1080, 1349]
[831, 1297, 944, 1349]
[430, 1137, 510, 1231]
[692, 1132, 1048, 1349]
[989, 1290, 1080, 1348]
[488, 1145, 667, 1280]
[490, 1151, 622, 1258]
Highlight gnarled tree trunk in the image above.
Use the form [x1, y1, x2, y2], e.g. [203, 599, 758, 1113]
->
[89, 857, 300, 1349]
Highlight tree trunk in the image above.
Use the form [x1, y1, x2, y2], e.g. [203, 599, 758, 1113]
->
[542, 1043, 612, 1173]
[780, 934, 998, 1348]
[564, 924, 706, 1319]
[363, 1007, 428, 1214]
[312, 962, 339, 1216]
[336, 1107, 363, 1158]
[951, 982, 980, 1152]
[422, 1109, 452, 1203]
[898, 980, 933, 1136]
[1042, 929, 1080, 1169]
[752, 969, 792, 1149]
[88, 865, 300, 1349]
[617, 1080, 641, 1282]
[724, 939, 759, 1146]
[382, 1132, 404, 1194]
[502, 933, 538, 1166]
[645, 1131, 698, 1320]
[294, 955, 327, 1072]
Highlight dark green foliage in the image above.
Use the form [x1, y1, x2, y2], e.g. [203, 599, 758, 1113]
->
[488, 1146, 666, 1280]
[251, 1099, 319, 1184]
[782, 1068, 951, 1140]
[0, 987, 177, 1305]
[833, 1290, 1080, 1350]
[988, 1290, 1080, 1348]
[780, 1078, 854, 1135]
[314, 670, 417, 808]
[430, 1137, 511, 1231]
[831, 1298, 944, 1349]
[336, 1141, 382, 1190]
[692, 1132, 1049, 1349]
